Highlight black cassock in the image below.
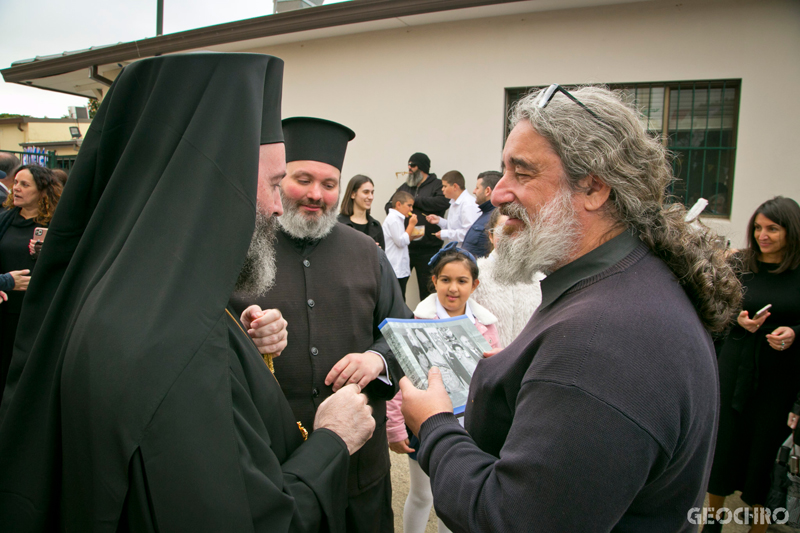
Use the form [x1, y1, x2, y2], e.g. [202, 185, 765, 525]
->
[0, 53, 349, 532]
[117, 308, 349, 532]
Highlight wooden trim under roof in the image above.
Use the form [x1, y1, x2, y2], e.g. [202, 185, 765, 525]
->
[2, 0, 528, 84]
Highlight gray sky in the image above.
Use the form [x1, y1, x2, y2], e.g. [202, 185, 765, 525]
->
[0, 0, 349, 118]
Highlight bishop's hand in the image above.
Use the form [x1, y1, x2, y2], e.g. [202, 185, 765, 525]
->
[241, 305, 288, 356]
[314, 383, 375, 455]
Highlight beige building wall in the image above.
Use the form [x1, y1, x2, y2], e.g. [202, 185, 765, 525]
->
[244, 0, 798, 253]
[25, 122, 80, 145]
[0, 120, 89, 156]
[0, 124, 26, 154]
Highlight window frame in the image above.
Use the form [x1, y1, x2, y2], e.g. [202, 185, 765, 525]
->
[504, 79, 742, 218]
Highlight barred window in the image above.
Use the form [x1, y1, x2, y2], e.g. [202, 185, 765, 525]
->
[505, 80, 741, 217]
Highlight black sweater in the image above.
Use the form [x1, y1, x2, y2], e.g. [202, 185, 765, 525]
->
[418, 234, 718, 532]
[336, 214, 385, 250]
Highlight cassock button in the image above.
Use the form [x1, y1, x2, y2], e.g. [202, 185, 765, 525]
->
[307, 299, 315, 308]
[312, 387, 320, 398]
[311, 347, 319, 356]
[303, 259, 311, 267]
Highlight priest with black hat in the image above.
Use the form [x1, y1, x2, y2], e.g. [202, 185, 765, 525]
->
[0, 54, 376, 532]
[232, 116, 411, 533]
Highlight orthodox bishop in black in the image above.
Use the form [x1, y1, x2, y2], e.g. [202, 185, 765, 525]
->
[0, 53, 350, 532]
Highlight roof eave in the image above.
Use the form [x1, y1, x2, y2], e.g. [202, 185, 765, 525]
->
[2, 0, 529, 84]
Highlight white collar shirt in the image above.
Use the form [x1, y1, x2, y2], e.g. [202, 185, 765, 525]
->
[435, 297, 476, 324]
[437, 190, 481, 246]
[381, 208, 411, 279]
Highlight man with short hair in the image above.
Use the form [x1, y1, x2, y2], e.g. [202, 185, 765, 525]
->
[386, 152, 450, 300]
[232, 117, 410, 533]
[400, 85, 741, 532]
[0, 152, 21, 206]
[461, 170, 500, 258]
[425, 170, 481, 247]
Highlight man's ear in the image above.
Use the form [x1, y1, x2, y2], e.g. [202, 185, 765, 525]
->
[578, 175, 612, 212]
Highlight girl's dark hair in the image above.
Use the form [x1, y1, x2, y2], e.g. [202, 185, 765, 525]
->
[2, 164, 63, 225]
[745, 196, 800, 274]
[427, 250, 480, 293]
[340, 174, 374, 217]
[484, 208, 505, 253]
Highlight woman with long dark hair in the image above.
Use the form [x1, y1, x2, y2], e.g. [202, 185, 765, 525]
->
[705, 196, 800, 532]
[338, 174, 385, 249]
[0, 164, 62, 400]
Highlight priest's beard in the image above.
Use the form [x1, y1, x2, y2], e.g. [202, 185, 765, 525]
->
[406, 170, 425, 187]
[494, 186, 580, 282]
[278, 188, 339, 240]
[235, 211, 278, 297]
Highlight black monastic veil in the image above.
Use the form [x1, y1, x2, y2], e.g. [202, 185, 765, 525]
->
[0, 53, 349, 532]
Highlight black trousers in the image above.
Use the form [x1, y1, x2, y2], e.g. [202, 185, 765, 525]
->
[345, 473, 394, 533]
[408, 248, 439, 301]
[397, 276, 409, 297]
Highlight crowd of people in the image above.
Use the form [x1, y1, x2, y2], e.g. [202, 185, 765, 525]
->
[0, 52, 797, 533]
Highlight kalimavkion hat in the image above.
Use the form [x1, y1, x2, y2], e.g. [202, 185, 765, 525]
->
[282, 117, 356, 171]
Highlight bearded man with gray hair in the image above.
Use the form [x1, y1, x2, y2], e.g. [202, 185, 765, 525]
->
[399, 85, 741, 532]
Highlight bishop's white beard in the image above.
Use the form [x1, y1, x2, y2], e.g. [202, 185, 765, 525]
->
[235, 211, 278, 297]
[493, 187, 580, 282]
[278, 188, 339, 241]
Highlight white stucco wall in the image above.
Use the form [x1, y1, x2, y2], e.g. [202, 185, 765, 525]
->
[245, 0, 799, 300]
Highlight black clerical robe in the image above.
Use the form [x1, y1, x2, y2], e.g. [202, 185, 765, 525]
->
[0, 53, 346, 532]
[231, 225, 409, 497]
[117, 308, 349, 532]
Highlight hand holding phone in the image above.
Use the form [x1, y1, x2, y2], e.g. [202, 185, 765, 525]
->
[754, 304, 772, 319]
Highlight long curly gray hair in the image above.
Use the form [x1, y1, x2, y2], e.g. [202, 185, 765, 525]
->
[510, 86, 741, 333]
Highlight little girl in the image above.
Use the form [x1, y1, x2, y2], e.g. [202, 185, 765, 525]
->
[386, 242, 500, 533]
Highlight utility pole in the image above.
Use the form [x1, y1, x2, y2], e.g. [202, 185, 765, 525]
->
[156, 0, 164, 36]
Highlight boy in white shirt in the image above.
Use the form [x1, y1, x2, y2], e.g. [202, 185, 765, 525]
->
[426, 170, 481, 246]
[383, 191, 418, 296]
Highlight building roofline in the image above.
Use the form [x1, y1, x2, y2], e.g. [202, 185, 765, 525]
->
[20, 140, 81, 147]
[0, 117, 91, 125]
[2, 0, 528, 84]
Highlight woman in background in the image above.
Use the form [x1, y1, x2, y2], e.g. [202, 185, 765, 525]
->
[338, 174, 385, 249]
[471, 209, 544, 348]
[705, 196, 800, 533]
[0, 164, 62, 400]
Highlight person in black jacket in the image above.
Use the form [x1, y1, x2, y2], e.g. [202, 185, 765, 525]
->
[385, 152, 449, 300]
[461, 171, 500, 259]
[338, 174, 385, 249]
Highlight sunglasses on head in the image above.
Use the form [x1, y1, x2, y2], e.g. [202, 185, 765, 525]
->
[536, 84, 610, 128]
